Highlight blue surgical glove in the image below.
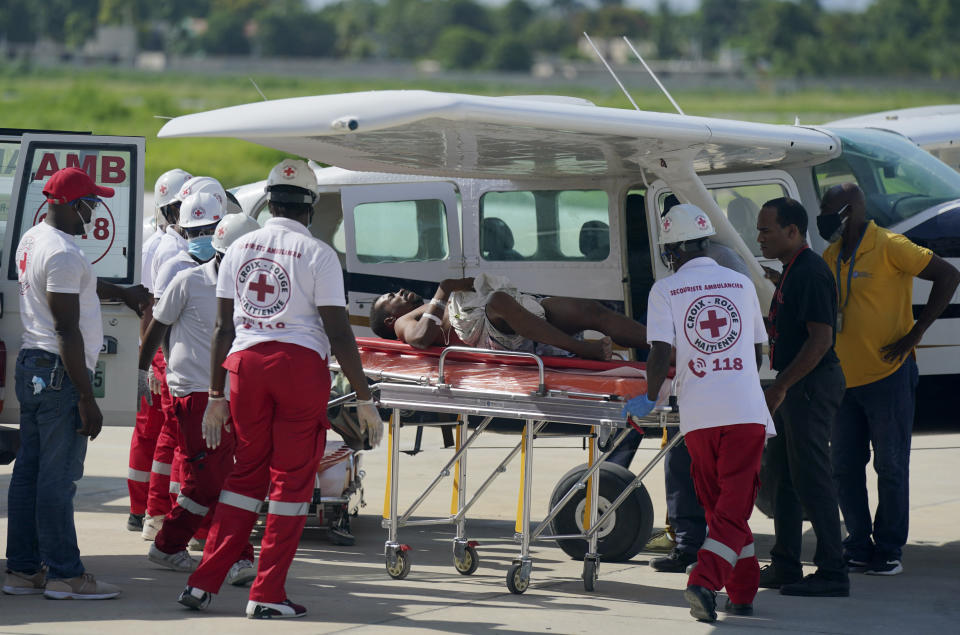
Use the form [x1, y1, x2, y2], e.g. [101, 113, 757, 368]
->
[621, 394, 656, 419]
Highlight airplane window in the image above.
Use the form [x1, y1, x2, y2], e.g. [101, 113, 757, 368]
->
[353, 199, 448, 263]
[816, 129, 960, 227]
[479, 190, 609, 261]
[0, 141, 18, 242]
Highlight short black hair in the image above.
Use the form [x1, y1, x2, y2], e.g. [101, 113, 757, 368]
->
[369, 297, 397, 340]
[268, 185, 314, 218]
[762, 197, 808, 235]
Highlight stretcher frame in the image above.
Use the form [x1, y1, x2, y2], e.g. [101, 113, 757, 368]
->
[333, 345, 680, 593]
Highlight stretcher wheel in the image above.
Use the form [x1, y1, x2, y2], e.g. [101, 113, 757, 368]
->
[582, 558, 598, 592]
[386, 550, 412, 580]
[506, 563, 529, 595]
[454, 545, 479, 575]
[549, 463, 653, 562]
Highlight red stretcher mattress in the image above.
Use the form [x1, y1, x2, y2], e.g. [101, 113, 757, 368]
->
[355, 337, 651, 398]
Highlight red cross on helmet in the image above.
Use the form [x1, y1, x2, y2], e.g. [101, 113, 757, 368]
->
[657, 203, 716, 245]
[266, 159, 317, 204]
[212, 212, 261, 254]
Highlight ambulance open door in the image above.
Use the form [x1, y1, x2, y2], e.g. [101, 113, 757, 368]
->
[0, 134, 145, 425]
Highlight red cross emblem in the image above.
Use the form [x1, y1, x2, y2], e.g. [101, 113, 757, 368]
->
[282, 166, 296, 179]
[193, 207, 204, 218]
[663, 218, 672, 232]
[159, 184, 167, 195]
[699, 309, 728, 338]
[248, 273, 276, 302]
[181, 187, 190, 197]
[18, 252, 28, 274]
[216, 226, 226, 238]
[696, 215, 708, 229]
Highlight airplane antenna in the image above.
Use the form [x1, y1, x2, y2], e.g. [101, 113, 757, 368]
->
[249, 77, 268, 102]
[622, 36, 685, 116]
[583, 32, 641, 112]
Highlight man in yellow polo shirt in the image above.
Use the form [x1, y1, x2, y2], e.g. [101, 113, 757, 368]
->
[818, 183, 960, 576]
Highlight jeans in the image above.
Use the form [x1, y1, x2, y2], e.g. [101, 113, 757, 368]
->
[767, 362, 847, 580]
[6, 349, 88, 580]
[832, 356, 918, 562]
[606, 427, 706, 553]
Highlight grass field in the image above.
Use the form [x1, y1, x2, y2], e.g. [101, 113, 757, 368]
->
[2, 67, 957, 188]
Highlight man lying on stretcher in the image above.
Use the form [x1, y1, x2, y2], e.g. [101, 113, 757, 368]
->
[369, 273, 648, 360]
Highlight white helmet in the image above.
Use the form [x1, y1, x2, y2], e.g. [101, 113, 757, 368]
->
[175, 176, 227, 210]
[224, 190, 243, 214]
[658, 203, 716, 245]
[265, 159, 317, 204]
[179, 192, 224, 229]
[154, 168, 192, 209]
[212, 213, 261, 253]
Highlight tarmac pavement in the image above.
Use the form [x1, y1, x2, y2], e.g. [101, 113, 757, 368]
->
[1, 423, 958, 634]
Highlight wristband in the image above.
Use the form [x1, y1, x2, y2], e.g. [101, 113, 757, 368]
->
[208, 396, 226, 402]
[429, 298, 445, 308]
[423, 312, 443, 326]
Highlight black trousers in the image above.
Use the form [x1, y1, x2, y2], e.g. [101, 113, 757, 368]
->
[766, 362, 848, 580]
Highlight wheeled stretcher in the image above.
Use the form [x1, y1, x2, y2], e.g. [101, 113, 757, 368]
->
[332, 337, 680, 594]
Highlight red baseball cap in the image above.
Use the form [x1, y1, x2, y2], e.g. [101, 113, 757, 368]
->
[43, 167, 115, 204]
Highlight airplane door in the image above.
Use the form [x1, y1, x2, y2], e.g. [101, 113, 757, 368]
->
[0, 134, 145, 425]
[339, 182, 462, 334]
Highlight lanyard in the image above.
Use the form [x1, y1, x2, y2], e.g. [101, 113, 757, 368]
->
[767, 246, 808, 369]
[836, 226, 867, 312]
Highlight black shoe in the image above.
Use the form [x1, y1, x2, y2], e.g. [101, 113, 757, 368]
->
[723, 598, 753, 616]
[758, 564, 801, 589]
[844, 555, 871, 573]
[684, 585, 717, 622]
[178, 585, 211, 610]
[246, 598, 307, 619]
[780, 572, 850, 597]
[865, 558, 902, 576]
[127, 513, 144, 532]
[651, 548, 697, 573]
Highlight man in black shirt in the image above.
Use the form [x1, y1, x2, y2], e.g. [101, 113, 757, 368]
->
[756, 197, 849, 597]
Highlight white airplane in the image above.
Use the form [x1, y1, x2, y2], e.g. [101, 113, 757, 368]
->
[159, 90, 960, 388]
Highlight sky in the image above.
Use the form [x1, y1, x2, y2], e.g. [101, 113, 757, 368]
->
[307, 0, 875, 12]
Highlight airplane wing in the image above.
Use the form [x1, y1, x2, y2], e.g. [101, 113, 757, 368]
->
[827, 105, 960, 152]
[158, 90, 840, 179]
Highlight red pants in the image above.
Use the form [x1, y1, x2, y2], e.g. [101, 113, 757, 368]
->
[154, 393, 253, 562]
[685, 423, 766, 605]
[146, 366, 181, 517]
[188, 342, 330, 603]
[128, 351, 166, 515]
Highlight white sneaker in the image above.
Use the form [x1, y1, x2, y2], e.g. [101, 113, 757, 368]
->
[148, 544, 198, 572]
[141, 515, 165, 541]
[44, 573, 121, 600]
[226, 559, 257, 587]
[246, 598, 306, 619]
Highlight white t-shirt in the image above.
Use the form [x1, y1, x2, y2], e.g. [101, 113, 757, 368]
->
[141, 228, 163, 293]
[151, 227, 187, 295]
[217, 217, 345, 359]
[153, 260, 225, 397]
[154, 251, 196, 299]
[646, 257, 774, 436]
[15, 223, 102, 372]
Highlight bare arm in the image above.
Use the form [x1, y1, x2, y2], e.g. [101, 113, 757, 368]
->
[138, 298, 155, 341]
[208, 298, 235, 395]
[97, 280, 151, 317]
[881, 255, 960, 363]
[644, 341, 673, 400]
[318, 305, 372, 401]
[48, 291, 102, 438]
[765, 321, 833, 413]
[138, 318, 170, 371]
[395, 278, 474, 349]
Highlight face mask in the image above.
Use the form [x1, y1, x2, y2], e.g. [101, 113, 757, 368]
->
[76, 200, 96, 237]
[817, 204, 849, 243]
[188, 235, 216, 262]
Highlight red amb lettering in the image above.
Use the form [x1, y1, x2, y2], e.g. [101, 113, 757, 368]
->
[33, 153, 127, 184]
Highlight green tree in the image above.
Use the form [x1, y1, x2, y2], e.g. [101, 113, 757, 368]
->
[699, 0, 752, 59]
[255, 6, 336, 57]
[201, 9, 250, 55]
[431, 25, 487, 69]
[654, 0, 679, 59]
[487, 35, 533, 71]
[0, 0, 37, 44]
[498, 0, 534, 34]
[377, 0, 448, 59]
[443, 0, 494, 34]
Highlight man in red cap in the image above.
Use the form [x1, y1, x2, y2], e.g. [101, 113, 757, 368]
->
[4, 167, 148, 600]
